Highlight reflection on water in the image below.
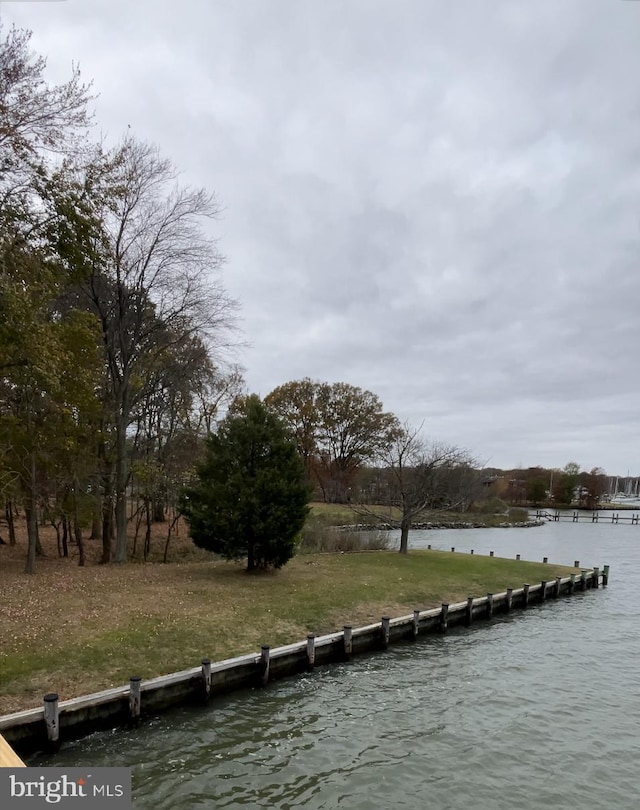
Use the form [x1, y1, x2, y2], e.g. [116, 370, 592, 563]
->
[31, 519, 640, 809]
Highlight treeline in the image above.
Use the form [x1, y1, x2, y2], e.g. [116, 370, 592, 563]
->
[266, 380, 478, 553]
[0, 23, 475, 573]
[0, 26, 241, 571]
[1, 26, 614, 574]
[485, 463, 609, 509]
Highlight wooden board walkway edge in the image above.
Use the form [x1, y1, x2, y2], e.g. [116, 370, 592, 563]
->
[0, 732, 26, 767]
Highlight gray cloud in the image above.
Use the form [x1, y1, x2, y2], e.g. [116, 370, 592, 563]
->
[7, 0, 640, 473]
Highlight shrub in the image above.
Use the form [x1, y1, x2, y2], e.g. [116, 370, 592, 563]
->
[477, 496, 509, 515]
[181, 395, 311, 571]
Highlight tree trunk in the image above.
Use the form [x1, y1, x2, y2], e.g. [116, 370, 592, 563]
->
[143, 498, 151, 561]
[100, 465, 113, 564]
[53, 520, 62, 557]
[6, 502, 16, 546]
[90, 511, 101, 540]
[25, 504, 37, 573]
[132, 496, 144, 558]
[114, 422, 128, 563]
[153, 495, 165, 523]
[399, 519, 410, 555]
[115, 489, 128, 562]
[35, 523, 45, 557]
[74, 514, 85, 567]
[101, 495, 112, 564]
[24, 452, 38, 573]
[163, 513, 180, 563]
[62, 517, 69, 558]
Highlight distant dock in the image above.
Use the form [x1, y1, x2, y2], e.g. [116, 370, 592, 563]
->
[535, 510, 640, 524]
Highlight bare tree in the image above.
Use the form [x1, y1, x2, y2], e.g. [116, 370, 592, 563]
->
[81, 137, 239, 563]
[357, 423, 477, 554]
[0, 23, 94, 246]
[191, 362, 245, 437]
[130, 336, 244, 561]
[0, 24, 92, 158]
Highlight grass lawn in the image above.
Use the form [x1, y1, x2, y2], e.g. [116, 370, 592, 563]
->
[0, 516, 574, 716]
[307, 501, 400, 523]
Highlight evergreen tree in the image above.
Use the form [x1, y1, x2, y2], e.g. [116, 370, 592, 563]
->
[181, 395, 311, 571]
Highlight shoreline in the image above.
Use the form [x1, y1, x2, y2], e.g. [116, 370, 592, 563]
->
[336, 520, 544, 531]
[1, 565, 603, 759]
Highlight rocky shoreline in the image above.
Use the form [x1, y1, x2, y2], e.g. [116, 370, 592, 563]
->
[336, 520, 545, 532]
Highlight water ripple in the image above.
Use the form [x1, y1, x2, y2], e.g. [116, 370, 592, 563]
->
[34, 520, 640, 809]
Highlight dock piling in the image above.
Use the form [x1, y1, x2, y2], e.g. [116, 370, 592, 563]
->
[381, 616, 390, 648]
[440, 603, 449, 633]
[343, 625, 353, 658]
[201, 658, 212, 702]
[129, 677, 141, 722]
[44, 692, 60, 752]
[259, 645, 270, 687]
[306, 634, 316, 668]
[465, 596, 474, 626]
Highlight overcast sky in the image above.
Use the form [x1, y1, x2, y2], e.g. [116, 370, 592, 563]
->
[5, 0, 640, 475]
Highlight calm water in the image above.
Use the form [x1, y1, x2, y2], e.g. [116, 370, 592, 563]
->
[31, 516, 640, 809]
